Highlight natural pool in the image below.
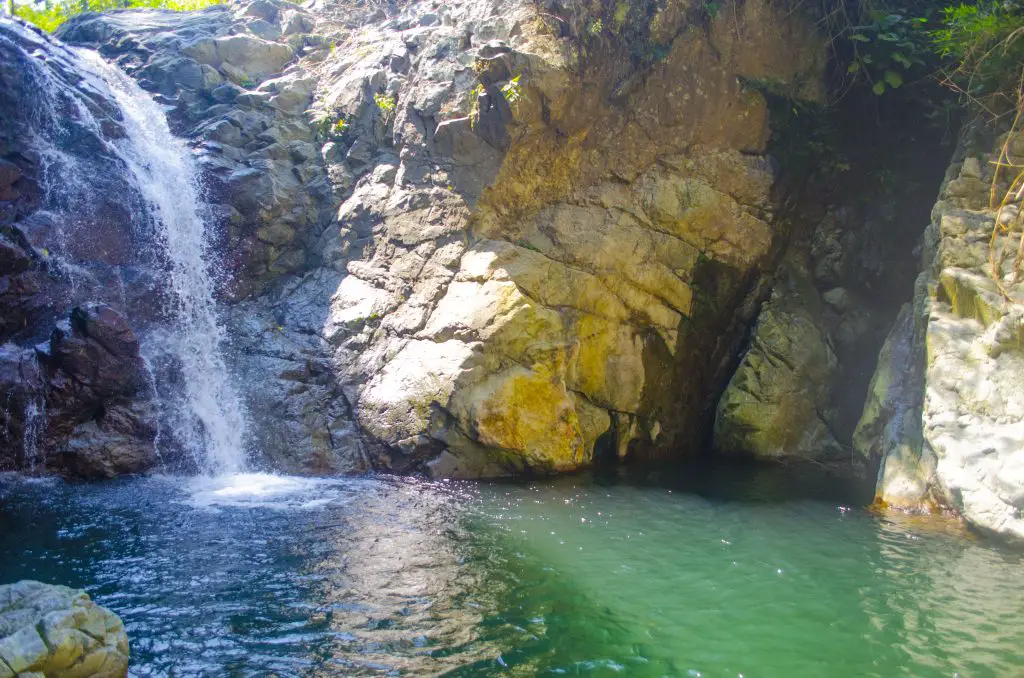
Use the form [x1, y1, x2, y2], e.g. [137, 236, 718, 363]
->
[0, 465, 1021, 677]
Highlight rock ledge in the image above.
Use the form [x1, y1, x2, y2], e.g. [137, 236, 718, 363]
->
[0, 581, 128, 678]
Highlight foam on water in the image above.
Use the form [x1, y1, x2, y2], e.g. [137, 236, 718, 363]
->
[182, 473, 368, 511]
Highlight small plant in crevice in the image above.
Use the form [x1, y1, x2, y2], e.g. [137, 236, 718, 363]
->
[373, 92, 397, 123]
[467, 84, 484, 128]
[501, 75, 523, 109]
[310, 109, 349, 141]
[310, 110, 332, 137]
[465, 73, 525, 128]
[515, 238, 541, 253]
[587, 18, 604, 36]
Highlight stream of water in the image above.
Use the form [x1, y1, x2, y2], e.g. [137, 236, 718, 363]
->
[70, 49, 250, 474]
[10, 28, 250, 474]
[1, 466, 1021, 677]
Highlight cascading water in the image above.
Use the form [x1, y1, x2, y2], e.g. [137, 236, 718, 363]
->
[71, 50, 250, 474]
[4, 20, 249, 474]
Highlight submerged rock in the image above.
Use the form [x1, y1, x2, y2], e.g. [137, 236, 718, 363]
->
[0, 580, 128, 677]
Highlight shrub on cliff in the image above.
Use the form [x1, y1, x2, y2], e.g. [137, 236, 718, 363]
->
[11, 0, 224, 33]
[934, 0, 1024, 114]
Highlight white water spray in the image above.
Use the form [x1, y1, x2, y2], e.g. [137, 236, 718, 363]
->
[68, 50, 250, 474]
[5, 23, 248, 473]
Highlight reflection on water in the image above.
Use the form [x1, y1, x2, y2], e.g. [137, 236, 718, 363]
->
[0, 468, 1021, 677]
[868, 517, 1023, 678]
[0, 474, 493, 675]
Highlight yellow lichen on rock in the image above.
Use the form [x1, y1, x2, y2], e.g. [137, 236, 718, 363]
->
[468, 366, 584, 472]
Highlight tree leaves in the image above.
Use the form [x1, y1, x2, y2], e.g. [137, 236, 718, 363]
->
[884, 70, 903, 88]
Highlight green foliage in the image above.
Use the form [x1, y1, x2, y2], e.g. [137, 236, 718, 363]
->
[12, 0, 224, 33]
[373, 92, 397, 122]
[612, 2, 629, 27]
[587, 18, 603, 36]
[501, 75, 523, 108]
[467, 84, 484, 128]
[933, 1, 1024, 107]
[702, 1, 719, 21]
[310, 109, 348, 140]
[756, 86, 852, 182]
[845, 10, 932, 96]
[467, 74, 523, 127]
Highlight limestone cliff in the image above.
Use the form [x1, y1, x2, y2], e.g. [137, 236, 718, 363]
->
[855, 121, 1024, 541]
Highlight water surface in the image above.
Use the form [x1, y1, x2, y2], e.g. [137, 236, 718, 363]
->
[0, 467, 1021, 676]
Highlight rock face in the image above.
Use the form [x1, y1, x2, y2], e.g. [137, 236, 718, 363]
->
[57, 2, 327, 299]
[855, 123, 1024, 540]
[55, 0, 827, 477]
[714, 263, 844, 461]
[0, 580, 128, 677]
[0, 18, 157, 342]
[1, 17, 167, 477]
[0, 304, 158, 477]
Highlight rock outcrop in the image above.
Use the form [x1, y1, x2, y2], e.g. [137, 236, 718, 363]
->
[53, 0, 828, 477]
[0, 18, 158, 342]
[57, 1, 327, 299]
[0, 580, 128, 677]
[855, 123, 1024, 541]
[0, 304, 158, 477]
[714, 262, 845, 461]
[1, 17, 168, 477]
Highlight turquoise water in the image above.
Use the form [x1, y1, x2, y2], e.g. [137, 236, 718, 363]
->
[0, 466, 1021, 676]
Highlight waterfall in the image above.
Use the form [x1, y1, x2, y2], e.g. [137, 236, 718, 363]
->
[6, 20, 249, 474]
[70, 49, 250, 474]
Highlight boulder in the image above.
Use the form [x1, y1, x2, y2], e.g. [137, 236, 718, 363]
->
[0, 305, 157, 477]
[0, 580, 128, 677]
[714, 264, 844, 461]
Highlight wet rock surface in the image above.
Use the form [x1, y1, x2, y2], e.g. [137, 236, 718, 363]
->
[714, 263, 844, 462]
[0, 304, 157, 477]
[0, 18, 157, 345]
[0, 580, 128, 678]
[58, 1, 327, 299]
